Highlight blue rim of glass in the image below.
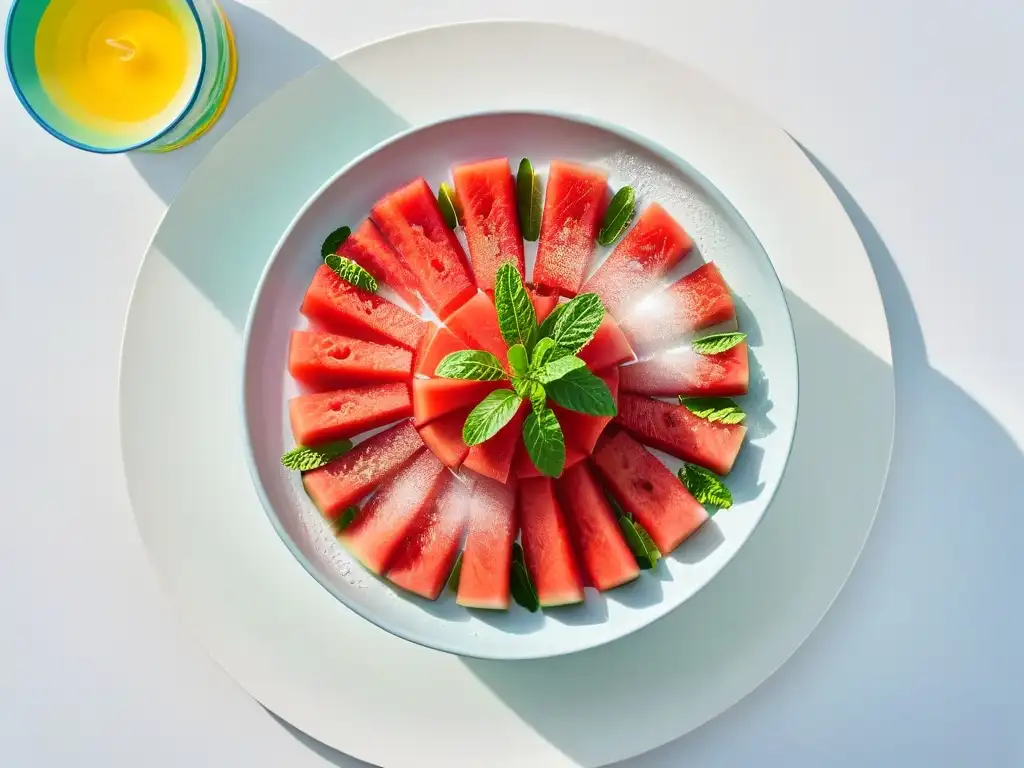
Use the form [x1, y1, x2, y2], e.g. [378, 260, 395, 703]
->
[4, 0, 209, 155]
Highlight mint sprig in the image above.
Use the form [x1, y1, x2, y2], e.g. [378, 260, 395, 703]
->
[321, 225, 351, 258]
[435, 350, 508, 381]
[281, 439, 353, 471]
[679, 463, 734, 510]
[679, 396, 746, 424]
[494, 262, 538, 349]
[325, 254, 378, 292]
[546, 367, 617, 416]
[523, 407, 566, 478]
[462, 389, 523, 446]
[548, 293, 604, 359]
[535, 354, 586, 384]
[691, 332, 746, 356]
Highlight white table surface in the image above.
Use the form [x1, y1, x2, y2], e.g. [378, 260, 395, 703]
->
[2, 1, 1021, 765]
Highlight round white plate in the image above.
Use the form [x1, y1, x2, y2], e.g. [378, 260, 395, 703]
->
[120, 21, 893, 767]
[243, 110, 799, 660]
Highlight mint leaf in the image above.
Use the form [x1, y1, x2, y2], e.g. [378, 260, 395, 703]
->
[679, 396, 746, 424]
[462, 389, 522, 446]
[335, 505, 359, 532]
[679, 463, 733, 509]
[321, 225, 351, 258]
[546, 368, 616, 416]
[281, 439, 353, 471]
[447, 551, 463, 593]
[530, 337, 557, 368]
[536, 301, 567, 342]
[618, 516, 659, 570]
[691, 332, 747, 356]
[511, 560, 540, 612]
[513, 378, 546, 415]
[516, 158, 543, 242]
[325, 254, 378, 292]
[435, 350, 508, 381]
[494, 262, 537, 349]
[549, 293, 604, 356]
[437, 182, 462, 229]
[523, 407, 566, 478]
[507, 343, 529, 377]
[536, 354, 586, 385]
[597, 186, 636, 246]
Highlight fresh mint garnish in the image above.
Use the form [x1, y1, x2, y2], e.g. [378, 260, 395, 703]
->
[513, 378, 547, 415]
[462, 389, 523, 446]
[516, 158, 543, 242]
[507, 343, 529, 378]
[522, 407, 566, 478]
[597, 186, 636, 246]
[546, 367, 617, 416]
[535, 354, 587, 385]
[679, 463, 733, 510]
[679, 396, 746, 424]
[618, 516, 660, 570]
[548, 293, 604, 358]
[510, 543, 540, 612]
[335, 505, 359, 532]
[530, 337, 557, 368]
[494, 262, 538, 349]
[691, 331, 747, 356]
[321, 225, 351, 258]
[536, 301, 567, 343]
[447, 551, 463, 592]
[435, 350, 508, 381]
[325, 254, 378, 292]
[281, 439, 353, 471]
[437, 182, 462, 229]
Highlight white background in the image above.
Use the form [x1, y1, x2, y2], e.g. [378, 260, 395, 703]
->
[1, 1, 1021, 766]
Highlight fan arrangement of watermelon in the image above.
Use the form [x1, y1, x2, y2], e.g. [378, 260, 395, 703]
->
[279, 154, 759, 615]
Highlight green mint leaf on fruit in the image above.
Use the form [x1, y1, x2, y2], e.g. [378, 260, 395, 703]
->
[462, 389, 523, 446]
[335, 506, 359, 532]
[691, 331, 747, 356]
[447, 551, 463, 593]
[523, 407, 567, 478]
[618, 516, 659, 570]
[535, 301, 567, 342]
[516, 158, 543, 242]
[435, 350, 508, 381]
[679, 463, 734, 510]
[325, 254, 378, 293]
[546, 368, 617, 416]
[550, 293, 604, 356]
[536, 354, 587, 385]
[513, 378, 547, 415]
[438, 182, 462, 229]
[679, 396, 746, 424]
[597, 186, 636, 246]
[530, 337, 557, 368]
[281, 439, 353, 471]
[507, 343, 530, 377]
[511, 560, 540, 612]
[320, 225, 351, 258]
[494, 262, 538, 349]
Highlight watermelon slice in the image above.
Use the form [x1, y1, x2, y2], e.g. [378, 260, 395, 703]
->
[412, 379, 502, 426]
[417, 406, 471, 469]
[453, 158, 525, 292]
[592, 430, 708, 554]
[581, 203, 694, 317]
[288, 330, 412, 390]
[534, 161, 608, 297]
[619, 262, 736, 352]
[386, 474, 471, 600]
[302, 420, 424, 519]
[463, 403, 527, 484]
[338, 219, 423, 312]
[338, 450, 448, 574]
[289, 382, 412, 446]
[371, 177, 476, 319]
[578, 314, 635, 370]
[414, 323, 468, 377]
[556, 462, 640, 591]
[301, 265, 427, 350]
[554, 367, 620, 455]
[529, 286, 559, 323]
[619, 343, 749, 397]
[615, 394, 746, 476]
[514, 442, 586, 479]
[443, 291, 507, 362]
[518, 477, 585, 606]
[457, 474, 517, 609]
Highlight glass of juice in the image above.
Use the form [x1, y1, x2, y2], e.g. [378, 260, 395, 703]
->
[4, 0, 237, 153]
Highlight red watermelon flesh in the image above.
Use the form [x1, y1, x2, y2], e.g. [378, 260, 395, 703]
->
[302, 420, 424, 519]
[339, 449, 448, 574]
[371, 177, 476, 319]
[619, 262, 736, 352]
[288, 330, 412, 390]
[414, 323, 468, 377]
[615, 394, 746, 476]
[578, 314, 635, 370]
[417, 406, 471, 469]
[518, 477, 585, 606]
[413, 378, 502, 426]
[581, 203, 694, 317]
[289, 382, 412, 447]
[514, 442, 586, 479]
[556, 462, 640, 591]
[386, 474, 471, 600]
[457, 474, 517, 609]
[463, 403, 527, 484]
[529, 286, 559, 323]
[443, 291, 507, 362]
[338, 219, 423, 313]
[555, 367, 619, 455]
[619, 343, 749, 398]
[592, 430, 708, 554]
[453, 158, 525, 292]
[301, 265, 427, 351]
[534, 161, 608, 297]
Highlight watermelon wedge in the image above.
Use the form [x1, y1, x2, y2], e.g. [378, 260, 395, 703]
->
[417, 406, 471, 469]
[302, 420, 424, 519]
[338, 219, 423, 312]
[457, 475, 517, 609]
[288, 330, 412, 390]
[581, 203, 694, 317]
[514, 442, 586, 479]
[463, 403, 527, 484]
[289, 382, 412, 446]
[554, 367, 620, 455]
[619, 343, 749, 398]
[534, 161, 608, 297]
[592, 430, 708, 554]
[371, 178, 477, 319]
[339, 450, 448, 574]
[556, 462, 640, 591]
[453, 158, 525, 292]
[414, 323, 468, 377]
[301, 265, 428, 350]
[529, 286, 559, 323]
[615, 394, 746, 476]
[413, 379, 502, 426]
[578, 314, 635, 371]
[443, 291, 507, 362]
[386, 474, 471, 600]
[619, 262, 737, 352]
[518, 477, 585, 606]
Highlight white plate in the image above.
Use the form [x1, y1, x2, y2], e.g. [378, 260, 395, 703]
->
[120, 21, 893, 767]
